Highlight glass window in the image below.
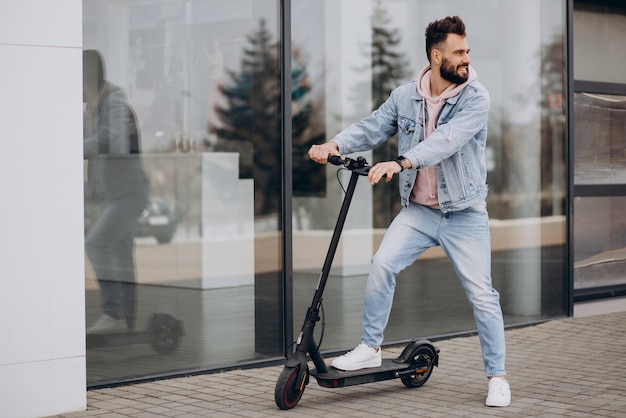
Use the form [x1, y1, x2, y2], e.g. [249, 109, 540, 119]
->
[291, 0, 568, 353]
[83, 0, 283, 385]
[82, 0, 569, 384]
[574, 196, 626, 290]
[573, 3, 626, 84]
[574, 93, 626, 185]
[573, 2, 626, 295]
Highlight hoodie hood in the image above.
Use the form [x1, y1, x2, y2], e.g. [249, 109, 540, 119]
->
[417, 65, 477, 100]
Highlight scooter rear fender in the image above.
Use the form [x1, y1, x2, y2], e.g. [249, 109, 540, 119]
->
[394, 339, 439, 367]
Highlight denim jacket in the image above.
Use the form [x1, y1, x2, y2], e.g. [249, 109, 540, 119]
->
[84, 83, 148, 202]
[331, 78, 490, 213]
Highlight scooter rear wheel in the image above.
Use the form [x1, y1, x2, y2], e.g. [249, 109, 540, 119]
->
[401, 344, 437, 388]
[274, 365, 308, 410]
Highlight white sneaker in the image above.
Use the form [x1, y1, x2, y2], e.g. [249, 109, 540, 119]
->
[486, 377, 511, 407]
[331, 344, 382, 371]
[87, 315, 129, 335]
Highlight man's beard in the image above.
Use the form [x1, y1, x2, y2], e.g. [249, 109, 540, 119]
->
[440, 58, 469, 84]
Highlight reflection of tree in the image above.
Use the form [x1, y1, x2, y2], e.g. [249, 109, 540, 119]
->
[352, 1, 409, 227]
[210, 19, 325, 218]
[369, 1, 409, 110]
[291, 48, 327, 198]
[539, 34, 566, 216]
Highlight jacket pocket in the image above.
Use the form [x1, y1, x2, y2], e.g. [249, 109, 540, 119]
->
[398, 115, 416, 135]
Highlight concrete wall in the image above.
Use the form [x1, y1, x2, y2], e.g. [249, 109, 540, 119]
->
[0, 1, 86, 416]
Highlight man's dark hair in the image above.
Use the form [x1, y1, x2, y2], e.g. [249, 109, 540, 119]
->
[83, 49, 106, 91]
[425, 16, 466, 62]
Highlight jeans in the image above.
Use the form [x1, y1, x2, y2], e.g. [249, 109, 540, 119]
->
[361, 201, 506, 377]
[85, 193, 147, 330]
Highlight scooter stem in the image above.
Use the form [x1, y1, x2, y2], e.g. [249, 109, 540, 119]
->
[313, 170, 360, 310]
[289, 169, 361, 374]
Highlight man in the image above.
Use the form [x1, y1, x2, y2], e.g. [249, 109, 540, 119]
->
[83, 49, 149, 334]
[308, 16, 510, 407]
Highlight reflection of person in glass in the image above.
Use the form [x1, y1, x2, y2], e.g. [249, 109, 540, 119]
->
[309, 16, 510, 407]
[83, 49, 149, 334]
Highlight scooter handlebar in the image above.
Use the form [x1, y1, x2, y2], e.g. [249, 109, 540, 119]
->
[327, 154, 344, 166]
[327, 155, 374, 176]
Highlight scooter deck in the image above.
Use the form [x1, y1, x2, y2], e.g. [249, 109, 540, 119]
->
[86, 313, 184, 353]
[87, 331, 153, 349]
[310, 359, 411, 388]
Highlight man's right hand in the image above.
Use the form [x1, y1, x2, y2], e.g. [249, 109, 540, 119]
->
[308, 142, 340, 164]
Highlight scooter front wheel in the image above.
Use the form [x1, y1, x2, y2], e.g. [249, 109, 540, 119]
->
[147, 314, 184, 355]
[401, 344, 437, 388]
[274, 364, 308, 410]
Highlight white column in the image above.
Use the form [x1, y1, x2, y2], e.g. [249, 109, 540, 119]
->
[201, 153, 255, 288]
[0, 1, 86, 416]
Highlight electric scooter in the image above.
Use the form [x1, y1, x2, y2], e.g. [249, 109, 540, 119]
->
[274, 155, 439, 410]
[86, 285, 184, 355]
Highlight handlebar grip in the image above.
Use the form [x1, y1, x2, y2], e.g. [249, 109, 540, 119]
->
[328, 155, 343, 166]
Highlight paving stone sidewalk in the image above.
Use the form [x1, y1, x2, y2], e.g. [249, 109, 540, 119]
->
[54, 311, 626, 417]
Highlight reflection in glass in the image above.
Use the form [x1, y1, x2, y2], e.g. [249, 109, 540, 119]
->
[574, 196, 626, 290]
[83, 49, 149, 335]
[572, 2, 626, 295]
[574, 93, 626, 185]
[573, 3, 626, 84]
[83, 0, 283, 385]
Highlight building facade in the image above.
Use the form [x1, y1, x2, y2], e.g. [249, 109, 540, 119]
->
[1, 0, 624, 416]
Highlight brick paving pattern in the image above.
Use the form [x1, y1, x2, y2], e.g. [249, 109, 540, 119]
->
[52, 311, 626, 417]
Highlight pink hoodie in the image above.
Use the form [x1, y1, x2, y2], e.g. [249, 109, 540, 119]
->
[410, 65, 477, 208]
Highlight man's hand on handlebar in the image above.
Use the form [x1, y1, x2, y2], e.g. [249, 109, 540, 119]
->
[309, 142, 406, 185]
[308, 142, 340, 164]
[367, 161, 402, 185]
